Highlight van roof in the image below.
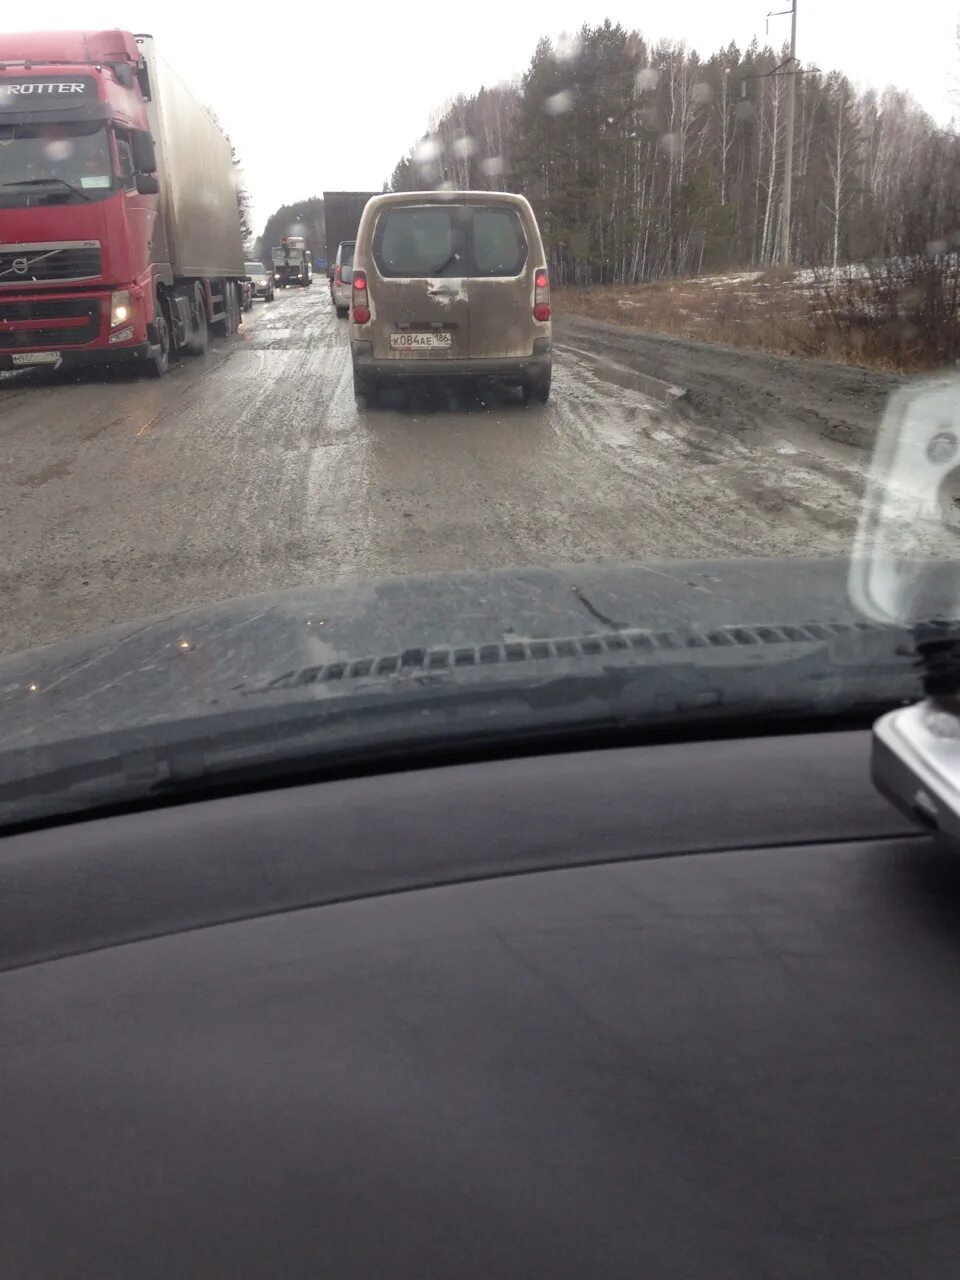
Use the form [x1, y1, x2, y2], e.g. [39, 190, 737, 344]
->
[360, 190, 536, 216]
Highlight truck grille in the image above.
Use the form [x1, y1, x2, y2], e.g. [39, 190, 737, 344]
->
[0, 244, 102, 285]
[0, 298, 101, 348]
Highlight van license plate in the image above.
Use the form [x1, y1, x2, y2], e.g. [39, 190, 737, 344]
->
[390, 332, 452, 351]
[12, 352, 60, 366]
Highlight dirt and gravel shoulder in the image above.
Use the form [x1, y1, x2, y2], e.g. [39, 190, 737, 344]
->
[554, 314, 905, 456]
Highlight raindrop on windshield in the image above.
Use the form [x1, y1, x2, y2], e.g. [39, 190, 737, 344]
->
[545, 90, 573, 116]
[555, 31, 580, 61]
[414, 136, 440, 163]
[43, 139, 74, 161]
[660, 132, 681, 158]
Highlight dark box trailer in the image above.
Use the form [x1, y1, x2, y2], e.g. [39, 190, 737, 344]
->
[322, 192, 378, 279]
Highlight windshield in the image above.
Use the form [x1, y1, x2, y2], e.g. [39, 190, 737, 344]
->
[0, 121, 113, 204]
[0, 7, 956, 822]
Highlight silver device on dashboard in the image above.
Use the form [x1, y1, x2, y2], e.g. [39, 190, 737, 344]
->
[849, 374, 960, 841]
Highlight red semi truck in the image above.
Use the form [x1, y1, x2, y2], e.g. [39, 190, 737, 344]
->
[0, 30, 245, 376]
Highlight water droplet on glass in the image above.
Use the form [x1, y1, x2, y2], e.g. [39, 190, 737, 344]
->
[44, 139, 74, 161]
[414, 136, 440, 163]
[545, 90, 574, 116]
[927, 432, 958, 465]
[556, 32, 580, 61]
[660, 132, 681, 158]
[636, 68, 659, 93]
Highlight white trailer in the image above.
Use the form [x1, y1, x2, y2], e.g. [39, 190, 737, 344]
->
[136, 34, 245, 361]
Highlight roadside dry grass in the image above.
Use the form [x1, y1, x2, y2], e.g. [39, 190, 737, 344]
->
[554, 270, 917, 372]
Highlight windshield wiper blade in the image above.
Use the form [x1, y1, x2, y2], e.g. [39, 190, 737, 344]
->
[1, 178, 91, 202]
[431, 251, 460, 275]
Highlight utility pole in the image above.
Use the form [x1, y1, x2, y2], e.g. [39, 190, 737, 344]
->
[779, 0, 798, 266]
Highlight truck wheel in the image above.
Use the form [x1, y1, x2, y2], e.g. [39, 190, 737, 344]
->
[336, 306, 349, 319]
[185, 283, 209, 356]
[140, 303, 171, 378]
[214, 282, 239, 337]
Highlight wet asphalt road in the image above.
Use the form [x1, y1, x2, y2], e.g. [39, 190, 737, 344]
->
[0, 286, 885, 655]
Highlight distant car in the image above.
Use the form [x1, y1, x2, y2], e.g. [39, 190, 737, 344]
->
[239, 278, 254, 313]
[245, 261, 275, 303]
[349, 191, 552, 405]
[331, 240, 355, 318]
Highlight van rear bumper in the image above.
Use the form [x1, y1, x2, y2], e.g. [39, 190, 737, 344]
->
[352, 340, 550, 382]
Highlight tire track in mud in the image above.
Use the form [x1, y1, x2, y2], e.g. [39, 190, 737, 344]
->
[552, 343, 874, 558]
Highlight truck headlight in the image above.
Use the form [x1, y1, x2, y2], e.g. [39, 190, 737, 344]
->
[110, 290, 132, 327]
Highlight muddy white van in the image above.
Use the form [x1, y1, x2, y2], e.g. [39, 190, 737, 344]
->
[349, 191, 552, 405]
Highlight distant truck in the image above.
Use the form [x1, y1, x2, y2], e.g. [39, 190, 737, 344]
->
[271, 236, 313, 288]
[322, 191, 378, 290]
[0, 29, 247, 377]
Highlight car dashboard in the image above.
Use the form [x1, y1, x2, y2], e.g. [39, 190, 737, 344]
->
[2, 729, 957, 1279]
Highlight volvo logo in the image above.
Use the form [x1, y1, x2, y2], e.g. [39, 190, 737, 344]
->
[12, 258, 29, 275]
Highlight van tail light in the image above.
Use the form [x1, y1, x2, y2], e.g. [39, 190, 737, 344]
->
[334, 265, 342, 287]
[352, 269, 370, 325]
[533, 268, 551, 322]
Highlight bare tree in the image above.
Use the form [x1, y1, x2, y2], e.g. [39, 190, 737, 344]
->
[384, 18, 957, 297]
[823, 75, 860, 268]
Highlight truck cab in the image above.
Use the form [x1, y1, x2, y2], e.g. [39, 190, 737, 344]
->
[271, 236, 312, 289]
[0, 29, 244, 377]
[0, 31, 161, 371]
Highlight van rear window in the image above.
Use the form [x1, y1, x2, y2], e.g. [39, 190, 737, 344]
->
[373, 205, 528, 278]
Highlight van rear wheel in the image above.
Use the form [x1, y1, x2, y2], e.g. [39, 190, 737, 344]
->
[522, 366, 551, 406]
[353, 367, 377, 406]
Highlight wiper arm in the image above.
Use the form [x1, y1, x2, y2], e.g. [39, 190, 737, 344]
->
[431, 251, 460, 276]
[1, 177, 91, 202]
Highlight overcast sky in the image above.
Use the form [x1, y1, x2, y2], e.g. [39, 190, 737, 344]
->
[10, 2, 959, 233]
